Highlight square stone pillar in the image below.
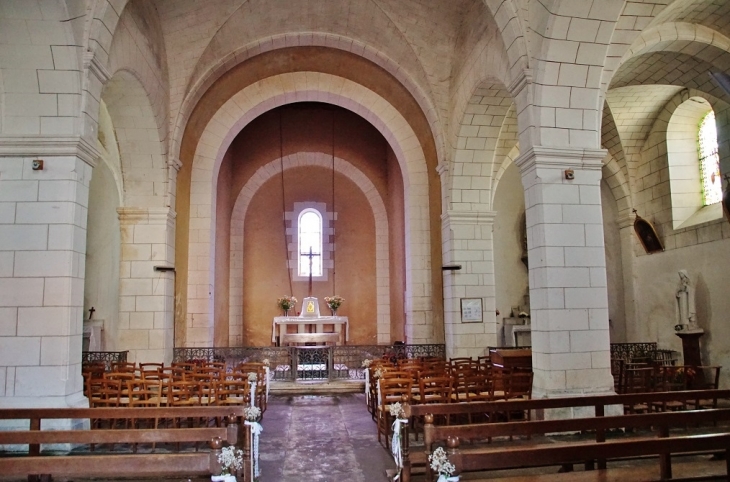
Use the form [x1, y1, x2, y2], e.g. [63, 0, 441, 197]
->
[0, 147, 95, 410]
[117, 208, 175, 364]
[515, 147, 614, 403]
[441, 210, 498, 358]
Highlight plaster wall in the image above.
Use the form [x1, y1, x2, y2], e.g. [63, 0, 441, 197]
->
[634, 237, 730, 389]
[83, 161, 120, 349]
[218, 105, 401, 346]
[493, 162, 528, 330]
[242, 167, 377, 346]
[387, 147, 407, 342]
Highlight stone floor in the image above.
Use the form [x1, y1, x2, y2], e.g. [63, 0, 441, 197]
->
[259, 393, 395, 481]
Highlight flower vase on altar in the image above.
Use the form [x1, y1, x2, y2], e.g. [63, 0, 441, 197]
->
[277, 295, 297, 318]
[324, 295, 344, 318]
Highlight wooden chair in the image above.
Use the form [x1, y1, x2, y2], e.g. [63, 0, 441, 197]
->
[89, 378, 123, 450]
[367, 364, 392, 420]
[171, 361, 196, 372]
[449, 357, 473, 366]
[377, 377, 413, 449]
[611, 358, 625, 393]
[215, 380, 250, 407]
[477, 355, 492, 375]
[169, 380, 199, 407]
[111, 361, 136, 373]
[422, 359, 449, 373]
[687, 366, 722, 409]
[503, 370, 533, 421]
[139, 362, 164, 372]
[213, 379, 251, 427]
[623, 366, 656, 413]
[82, 361, 106, 384]
[651, 365, 689, 412]
[91, 379, 122, 409]
[126, 380, 163, 444]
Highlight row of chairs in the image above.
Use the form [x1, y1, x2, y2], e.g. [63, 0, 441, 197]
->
[621, 364, 721, 413]
[368, 357, 533, 449]
[83, 360, 270, 413]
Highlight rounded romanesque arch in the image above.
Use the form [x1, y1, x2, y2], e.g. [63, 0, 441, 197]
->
[182, 72, 433, 347]
[228, 153, 390, 345]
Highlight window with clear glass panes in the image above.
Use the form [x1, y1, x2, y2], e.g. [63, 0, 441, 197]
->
[298, 209, 323, 276]
[698, 110, 722, 205]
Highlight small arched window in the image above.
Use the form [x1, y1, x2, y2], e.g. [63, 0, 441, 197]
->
[298, 209, 323, 277]
[698, 111, 721, 205]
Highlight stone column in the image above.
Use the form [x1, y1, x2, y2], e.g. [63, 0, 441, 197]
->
[117, 207, 175, 364]
[515, 146, 614, 405]
[618, 212, 640, 341]
[441, 210, 498, 358]
[0, 140, 97, 410]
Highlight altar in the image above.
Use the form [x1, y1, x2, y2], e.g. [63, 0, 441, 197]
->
[272, 315, 349, 346]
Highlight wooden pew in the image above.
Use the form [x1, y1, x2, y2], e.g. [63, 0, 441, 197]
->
[448, 432, 730, 481]
[398, 389, 730, 481]
[0, 406, 246, 479]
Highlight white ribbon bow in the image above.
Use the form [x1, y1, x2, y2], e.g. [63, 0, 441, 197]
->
[244, 420, 263, 478]
[391, 418, 408, 481]
[244, 420, 263, 435]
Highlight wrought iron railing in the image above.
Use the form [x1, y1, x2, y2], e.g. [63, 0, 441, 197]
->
[82, 350, 129, 371]
[610, 342, 658, 362]
[173, 344, 445, 381]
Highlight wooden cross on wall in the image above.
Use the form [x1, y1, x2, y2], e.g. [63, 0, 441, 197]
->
[301, 247, 320, 298]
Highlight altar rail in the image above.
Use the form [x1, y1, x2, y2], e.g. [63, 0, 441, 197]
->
[173, 344, 445, 381]
[490, 344, 677, 364]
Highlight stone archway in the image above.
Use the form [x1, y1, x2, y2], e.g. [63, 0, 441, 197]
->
[229, 152, 391, 345]
[183, 72, 433, 347]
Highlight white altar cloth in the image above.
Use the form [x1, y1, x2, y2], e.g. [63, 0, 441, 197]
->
[272, 316, 349, 345]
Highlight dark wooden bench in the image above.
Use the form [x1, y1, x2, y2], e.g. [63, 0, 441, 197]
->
[0, 406, 247, 480]
[397, 389, 730, 481]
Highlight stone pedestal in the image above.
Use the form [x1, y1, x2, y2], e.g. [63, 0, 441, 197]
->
[676, 330, 704, 367]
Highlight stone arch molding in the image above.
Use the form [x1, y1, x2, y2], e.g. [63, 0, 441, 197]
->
[170, 32, 445, 169]
[229, 152, 391, 345]
[186, 71, 432, 347]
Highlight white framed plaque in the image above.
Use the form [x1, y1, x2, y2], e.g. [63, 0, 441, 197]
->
[460, 298, 483, 323]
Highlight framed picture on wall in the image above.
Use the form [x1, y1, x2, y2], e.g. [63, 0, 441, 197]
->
[460, 298, 483, 323]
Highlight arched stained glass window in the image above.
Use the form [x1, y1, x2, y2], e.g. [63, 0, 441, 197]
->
[698, 110, 722, 205]
[298, 209, 322, 277]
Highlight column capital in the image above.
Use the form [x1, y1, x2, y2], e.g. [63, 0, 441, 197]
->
[617, 211, 636, 229]
[507, 69, 533, 98]
[117, 207, 176, 226]
[0, 136, 101, 167]
[84, 50, 111, 84]
[441, 209, 497, 228]
[514, 146, 607, 172]
[167, 157, 183, 172]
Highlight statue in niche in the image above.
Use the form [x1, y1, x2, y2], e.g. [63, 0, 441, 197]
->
[675, 270, 700, 333]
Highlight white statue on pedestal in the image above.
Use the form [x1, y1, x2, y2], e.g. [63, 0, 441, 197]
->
[675, 270, 701, 333]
